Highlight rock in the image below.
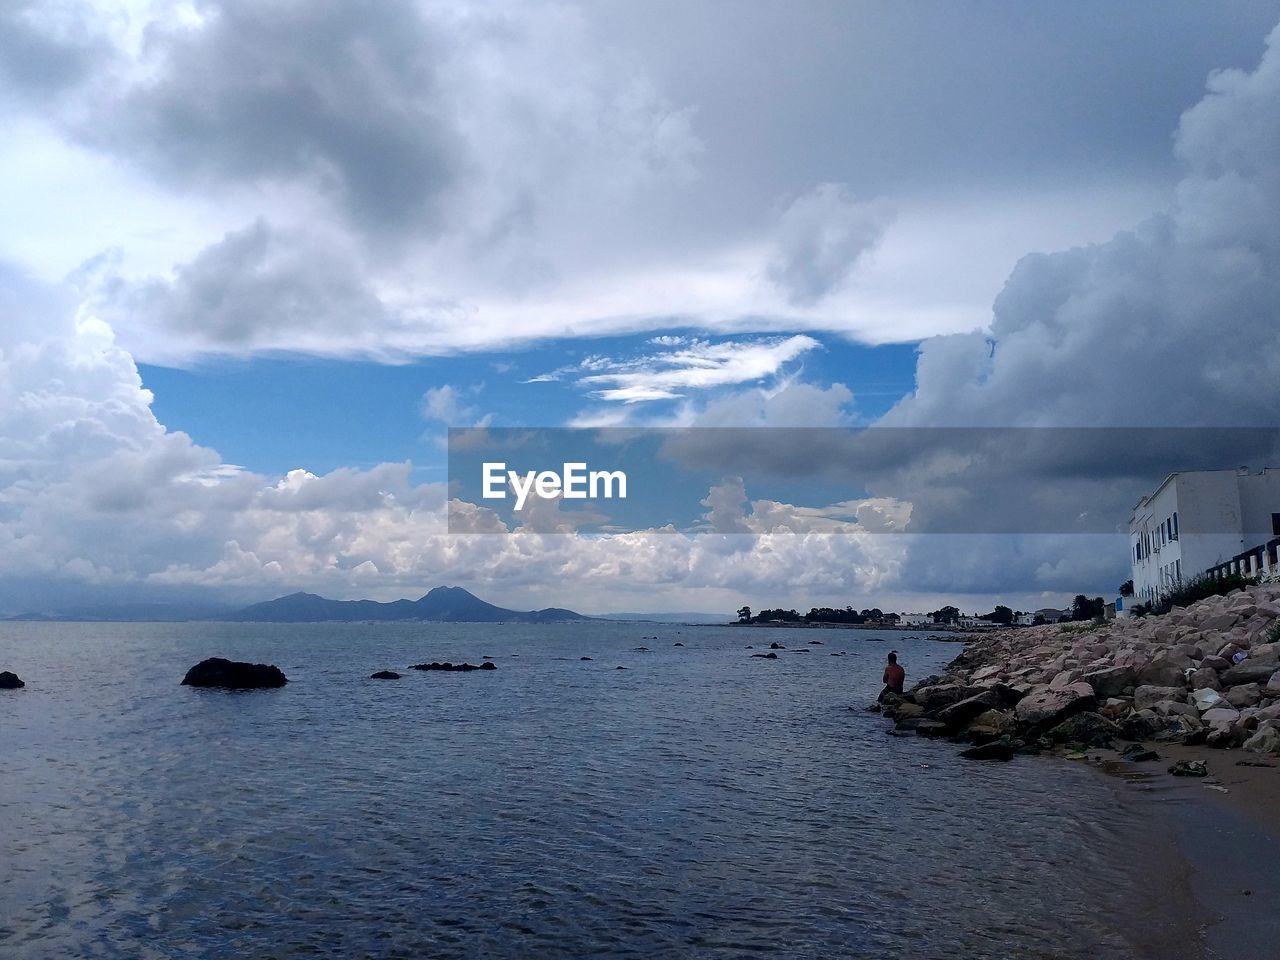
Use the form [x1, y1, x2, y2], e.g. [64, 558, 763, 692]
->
[1243, 725, 1280, 755]
[1014, 682, 1095, 729]
[808, 640, 823, 645]
[1121, 743, 1160, 762]
[750, 652, 778, 659]
[1199, 655, 1232, 673]
[1137, 659, 1188, 688]
[1188, 667, 1221, 691]
[934, 691, 1000, 728]
[1201, 706, 1242, 726]
[1168, 759, 1209, 777]
[892, 702, 925, 720]
[1191, 688, 1226, 712]
[1225, 683, 1262, 709]
[673, 642, 684, 647]
[1202, 612, 1240, 632]
[769, 642, 785, 650]
[0, 670, 24, 689]
[1044, 712, 1122, 748]
[369, 670, 401, 680]
[616, 666, 628, 670]
[960, 740, 1015, 761]
[580, 656, 593, 661]
[914, 683, 980, 712]
[1081, 666, 1134, 699]
[1134, 684, 1186, 710]
[1222, 650, 1280, 686]
[1151, 713, 1206, 744]
[409, 661, 496, 672]
[181, 657, 287, 689]
[1267, 670, 1280, 696]
[913, 720, 950, 737]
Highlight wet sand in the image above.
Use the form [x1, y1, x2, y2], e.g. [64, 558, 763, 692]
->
[1071, 745, 1280, 960]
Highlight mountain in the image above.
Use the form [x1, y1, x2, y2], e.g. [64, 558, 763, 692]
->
[219, 586, 591, 623]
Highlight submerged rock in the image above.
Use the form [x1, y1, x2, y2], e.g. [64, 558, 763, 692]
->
[769, 642, 785, 650]
[750, 652, 779, 659]
[960, 740, 1015, 762]
[182, 657, 287, 689]
[410, 661, 497, 672]
[369, 670, 401, 680]
[0, 670, 24, 689]
[1168, 759, 1209, 777]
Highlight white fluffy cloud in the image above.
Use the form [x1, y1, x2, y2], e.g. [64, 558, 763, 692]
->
[884, 22, 1280, 429]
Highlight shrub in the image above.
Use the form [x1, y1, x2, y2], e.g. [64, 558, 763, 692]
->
[1148, 572, 1255, 616]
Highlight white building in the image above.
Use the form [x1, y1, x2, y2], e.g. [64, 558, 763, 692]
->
[1129, 468, 1280, 603]
[899, 612, 932, 626]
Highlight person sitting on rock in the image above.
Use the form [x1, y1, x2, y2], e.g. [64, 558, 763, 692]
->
[879, 651, 906, 701]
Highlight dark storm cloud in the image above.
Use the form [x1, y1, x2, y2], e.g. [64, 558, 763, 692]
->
[82, 0, 460, 235]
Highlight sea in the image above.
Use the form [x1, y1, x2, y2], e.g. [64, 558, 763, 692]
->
[0, 621, 1185, 959]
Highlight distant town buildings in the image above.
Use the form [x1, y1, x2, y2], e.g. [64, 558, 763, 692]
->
[1129, 467, 1280, 602]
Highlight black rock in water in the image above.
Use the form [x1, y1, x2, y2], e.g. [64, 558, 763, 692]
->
[769, 642, 785, 650]
[750, 652, 779, 659]
[370, 670, 401, 680]
[410, 661, 497, 672]
[0, 670, 24, 689]
[182, 657, 287, 689]
[580, 656, 593, 661]
[960, 740, 1015, 762]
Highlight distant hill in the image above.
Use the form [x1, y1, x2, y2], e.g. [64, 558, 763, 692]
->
[219, 586, 591, 623]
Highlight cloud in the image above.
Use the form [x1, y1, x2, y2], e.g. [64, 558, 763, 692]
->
[0, 0, 110, 104]
[883, 21, 1280, 429]
[578, 335, 820, 403]
[767, 184, 891, 305]
[419, 383, 490, 428]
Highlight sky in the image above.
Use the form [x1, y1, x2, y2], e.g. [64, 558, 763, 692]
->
[4, 0, 1280, 616]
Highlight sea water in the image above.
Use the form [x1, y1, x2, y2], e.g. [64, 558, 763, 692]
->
[0, 622, 1170, 958]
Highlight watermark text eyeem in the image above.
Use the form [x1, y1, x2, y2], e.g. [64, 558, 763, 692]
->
[482, 462, 627, 510]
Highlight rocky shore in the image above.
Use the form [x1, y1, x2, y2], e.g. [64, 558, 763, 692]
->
[878, 583, 1280, 764]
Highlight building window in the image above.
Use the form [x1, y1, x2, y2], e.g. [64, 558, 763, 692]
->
[1173, 512, 1179, 538]
[1273, 512, 1280, 537]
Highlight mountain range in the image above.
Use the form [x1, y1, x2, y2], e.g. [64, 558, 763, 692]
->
[216, 586, 590, 623]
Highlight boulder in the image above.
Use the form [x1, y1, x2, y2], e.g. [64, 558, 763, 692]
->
[181, 657, 287, 689]
[1267, 670, 1280, 696]
[369, 670, 401, 680]
[934, 691, 1001, 728]
[960, 740, 1015, 761]
[1187, 667, 1221, 691]
[0, 670, 24, 689]
[1199, 655, 1232, 673]
[1191, 687, 1226, 712]
[1044, 712, 1122, 748]
[1136, 659, 1188, 688]
[1225, 683, 1263, 709]
[913, 720, 950, 737]
[1168, 759, 1209, 777]
[1243, 725, 1280, 755]
[410, 661, 497, 672]
[769, 642, 785, 650]
[1081, 666, 1134, 699]
[750, 652, 778, 659]
[914, 683, 978, 712]
[1014, 682, 1095, 728]
[1222, 650, 1280, 686]
[1202, 612, 1240, 632]
[891, 702, 924, 720]
[1201, 706, 1241, 726]
[1134, 684, 1186, 710]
